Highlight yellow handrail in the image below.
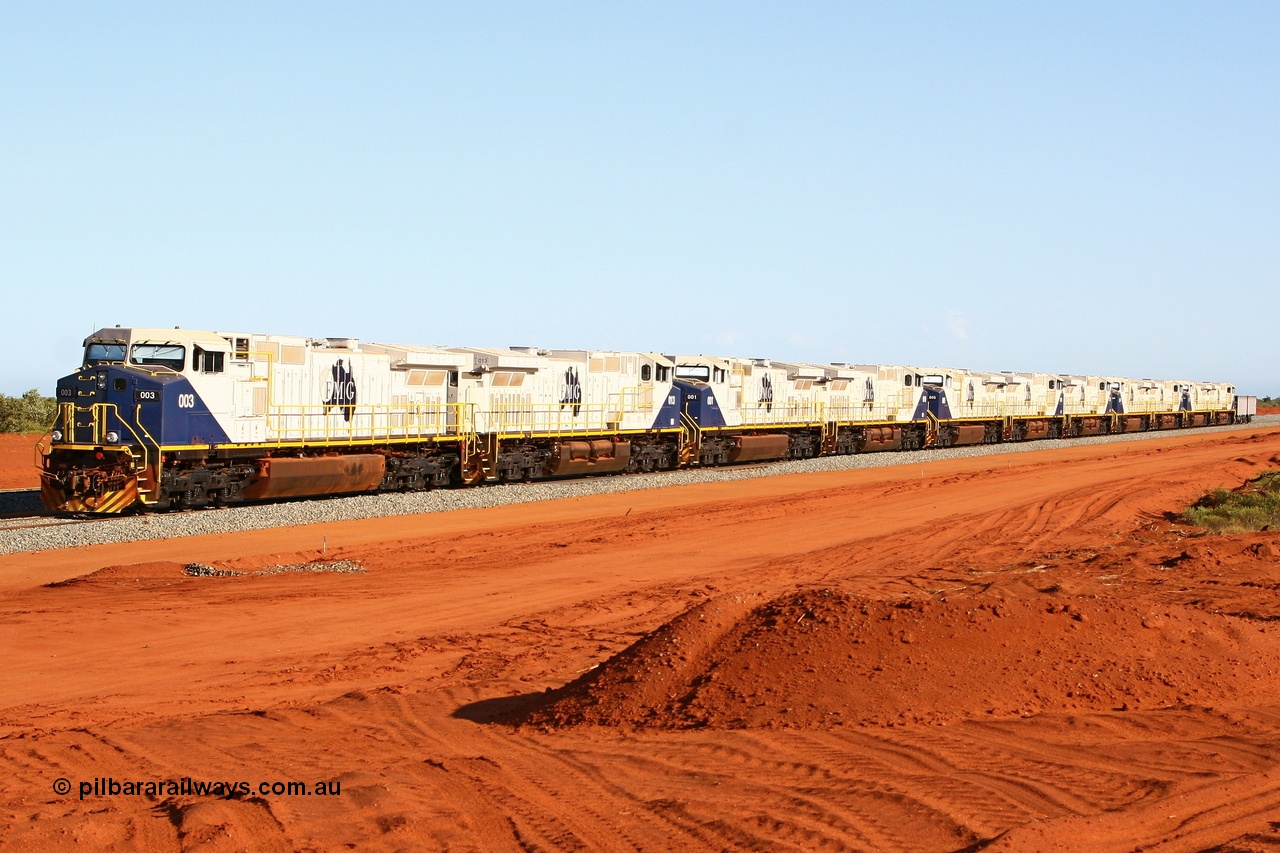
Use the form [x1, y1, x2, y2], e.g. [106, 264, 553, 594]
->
[480, 402, 623, 437]
[51, 401, 155, 474]
[738, 401, 825, 426]
[262, 402, 474, 445]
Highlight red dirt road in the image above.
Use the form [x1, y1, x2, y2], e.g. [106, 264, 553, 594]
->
[4, 426, 1280, 851]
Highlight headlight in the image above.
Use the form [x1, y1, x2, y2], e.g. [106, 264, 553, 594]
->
[105, 431, 120, 444]
[50, 429, 63, 442]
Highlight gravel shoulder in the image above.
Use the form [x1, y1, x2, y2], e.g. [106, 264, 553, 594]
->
[3, 415, 1277, 555]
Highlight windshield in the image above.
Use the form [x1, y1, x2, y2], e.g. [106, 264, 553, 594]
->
[85, 343, 126, 364]
[675, 365, 710, 381]
[130, 343, 186, 371]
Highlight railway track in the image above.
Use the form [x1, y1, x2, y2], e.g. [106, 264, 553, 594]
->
[0, 514, 123, 533]
[2, 417, 1277, 557]
[0, 466, 707, 527]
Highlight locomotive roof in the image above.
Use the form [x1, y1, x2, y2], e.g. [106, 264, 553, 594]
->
[85, 326, 232, 348]
[667, 354, 732, 369]
[363, 342, 471, 369]
[79, 327, 1232, 388]
[819, 364, 878, 380]
[545, 350, 674, 364]
[447, 346, 544, 371]
[771, 361, 833, 379]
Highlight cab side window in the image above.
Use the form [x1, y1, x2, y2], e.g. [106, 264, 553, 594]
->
[193, 346, 225, 373]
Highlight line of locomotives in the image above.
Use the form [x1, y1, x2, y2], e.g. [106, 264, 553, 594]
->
[40, 326, 1256, 513]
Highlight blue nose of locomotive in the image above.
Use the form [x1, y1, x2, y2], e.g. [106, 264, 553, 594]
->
[52, 365, 168, 447]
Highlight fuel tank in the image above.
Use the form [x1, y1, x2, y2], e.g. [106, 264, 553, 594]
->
[950, 424, 988, 446]
[545, 440, 631, 476]
[858, 427, 903, 452]
[727, 434, 790, 463]
[241, 455, 386, 500]
[1074, 418, 1104, 436]
[1021, 420, 1050, 440]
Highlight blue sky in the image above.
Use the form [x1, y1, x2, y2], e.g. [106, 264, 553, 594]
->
[3, 2, 1277, 395]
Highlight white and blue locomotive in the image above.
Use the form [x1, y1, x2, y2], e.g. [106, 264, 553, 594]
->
[40, 326, 1251, 513]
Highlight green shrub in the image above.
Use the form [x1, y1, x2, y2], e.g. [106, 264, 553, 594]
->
[0, 390, 56, 434]
[1182, 471, 1280, 533]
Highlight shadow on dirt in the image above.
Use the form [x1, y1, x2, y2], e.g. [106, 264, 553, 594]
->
[452, 691, 559, 726]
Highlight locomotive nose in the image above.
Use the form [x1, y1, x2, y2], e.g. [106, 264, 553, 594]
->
[53, 372, 102, 445]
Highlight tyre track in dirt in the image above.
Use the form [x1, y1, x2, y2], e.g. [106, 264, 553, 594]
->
[4, 425, 1280, 850]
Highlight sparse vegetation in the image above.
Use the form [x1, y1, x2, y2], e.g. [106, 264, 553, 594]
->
[1182, 470, 1280, 533]
[1259, 396, 1280, 408]
[0, 390, 56, 434]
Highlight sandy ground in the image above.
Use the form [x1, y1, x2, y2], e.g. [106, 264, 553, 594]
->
[0, 433, 41, 490]
[3, 426, 1280, 851]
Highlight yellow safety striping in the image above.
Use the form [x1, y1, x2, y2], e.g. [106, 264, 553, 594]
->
[42, 479, 139, 514]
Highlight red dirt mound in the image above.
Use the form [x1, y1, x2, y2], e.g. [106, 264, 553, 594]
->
[44, 557, 363, 586]
[44, 561, 191, 587]
[529, 588, 1280, 729]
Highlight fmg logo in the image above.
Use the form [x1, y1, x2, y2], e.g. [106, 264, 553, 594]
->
[759, 374, 773, 413]
[560, 366, 582, 417]
[323, 359, 357, 422]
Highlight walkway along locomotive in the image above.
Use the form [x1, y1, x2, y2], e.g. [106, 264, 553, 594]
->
[39, 326, 1254, 513]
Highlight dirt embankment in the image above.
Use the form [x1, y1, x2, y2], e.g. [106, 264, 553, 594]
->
[0, 433, 40, 489]
[3, 425, 1280, 851]
[525, 586, 1280, 730]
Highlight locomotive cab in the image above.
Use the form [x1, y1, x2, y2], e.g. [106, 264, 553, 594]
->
[42, 327, 233, 512]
